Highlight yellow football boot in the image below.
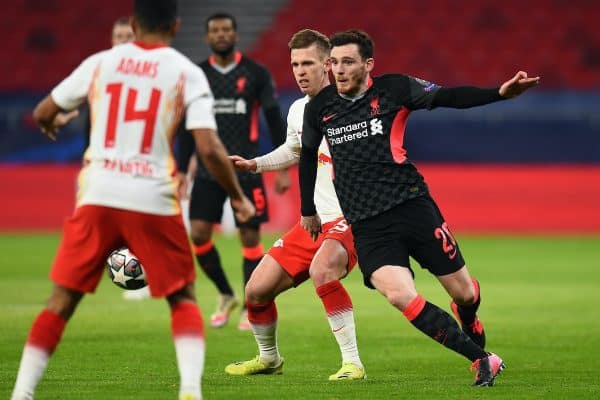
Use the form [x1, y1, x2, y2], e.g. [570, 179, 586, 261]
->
[328, 362, 366, 381]
[225, 356, 284, 376]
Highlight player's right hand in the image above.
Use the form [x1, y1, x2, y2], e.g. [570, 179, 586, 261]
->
[499, 71, 540, 98]
[231, 195, 256, 224]
[301, 214, 322, 241]
[228, 155, 257, 172]
[177, 172, 190, 200]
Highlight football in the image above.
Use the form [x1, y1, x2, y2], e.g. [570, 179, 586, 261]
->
[106, 247, 147, 290]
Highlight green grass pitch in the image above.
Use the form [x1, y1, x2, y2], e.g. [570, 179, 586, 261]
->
[1, 233, 599, 399]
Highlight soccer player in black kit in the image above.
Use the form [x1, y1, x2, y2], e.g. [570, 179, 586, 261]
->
[177, 13, 289, 330]
[299, 30, 540, 386]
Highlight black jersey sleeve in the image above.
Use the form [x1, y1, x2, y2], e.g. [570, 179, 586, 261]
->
[397, 74, 505, 110]
[430, 86, 504, 109]
[299, 99, 322, 216]
[257, 67, 286, 147]
[299, 146, 318, 216]
[175, 119, 195, 173]
[400, 75, 442, 110]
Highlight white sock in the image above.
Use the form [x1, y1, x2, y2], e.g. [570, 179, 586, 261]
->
[11, 345, 50, 400]
[250, 321, 280, 364]
[174, 336, 204, 400]
[327, 310, 362, 368]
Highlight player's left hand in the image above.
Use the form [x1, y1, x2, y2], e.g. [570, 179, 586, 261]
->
[274, 169, 291, 194]
[499, 71, 540, 98]
[231, 195, 256, 224]
[301, 214, 322, 241]
[39, 110, 81, 141]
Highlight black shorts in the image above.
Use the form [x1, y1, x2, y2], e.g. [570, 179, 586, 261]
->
[351, 195, 465, 289]
[189, 175, 269, 229]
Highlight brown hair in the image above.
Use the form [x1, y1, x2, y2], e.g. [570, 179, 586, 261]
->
[330, 29, 374, 60]
[288, 29, 331, 58]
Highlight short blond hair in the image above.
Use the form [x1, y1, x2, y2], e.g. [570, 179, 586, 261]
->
[288, 29, 331, 58]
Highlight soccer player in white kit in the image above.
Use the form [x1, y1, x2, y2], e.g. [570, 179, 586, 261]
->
[224, 29, 365, 381]
[10, 1, 254, 400]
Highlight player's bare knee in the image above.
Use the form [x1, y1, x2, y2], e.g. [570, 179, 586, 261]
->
[46, 284, 83, 320]
[239, 227, 260, 247]
[189, 221, 212, 244]
[167, 283, 196, 307]
[384, 289, 417, 310]
[309, 262, 345, 286]
[454, 285, 477, 305]
[244, 281, 270, 304]
[190, 230, 211, 245]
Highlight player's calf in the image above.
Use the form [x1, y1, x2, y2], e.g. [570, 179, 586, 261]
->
[450, 300, 486, 349]
[450, 279, 485, 349]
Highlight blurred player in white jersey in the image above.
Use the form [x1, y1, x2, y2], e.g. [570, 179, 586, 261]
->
[10, 1, 253, 400]
[224, 29, 365, 381]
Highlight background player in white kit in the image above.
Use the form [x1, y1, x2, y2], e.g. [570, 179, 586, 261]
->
[225, 29, 365, 381]
[10, 1, 253, 400]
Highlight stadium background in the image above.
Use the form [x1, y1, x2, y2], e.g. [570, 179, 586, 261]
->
[0, 0, 599, 233]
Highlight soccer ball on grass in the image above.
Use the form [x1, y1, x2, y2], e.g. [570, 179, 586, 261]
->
[106, 247, 147, 290]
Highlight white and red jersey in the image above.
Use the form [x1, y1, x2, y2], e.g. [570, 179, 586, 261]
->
[51, 41, 216, 215]
[287, 96, 342, 223]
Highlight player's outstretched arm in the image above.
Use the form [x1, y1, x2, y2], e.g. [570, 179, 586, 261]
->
[193, 128, 255, 222]
[429, 70, 540, 110]
[499, 71, 540, 98]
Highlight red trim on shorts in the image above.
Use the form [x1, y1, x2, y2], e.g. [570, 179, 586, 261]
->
[171, 301, 204, 338]
[247, 301, 277, 326]
[27, 309, 66, 354]
[402, 295, 426, 321]
[316, 280, 353, 316]
[242, 244, 264, 260]
[192, 241, 215, 256]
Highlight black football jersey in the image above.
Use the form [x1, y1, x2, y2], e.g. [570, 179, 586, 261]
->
[177, 52, 285, 181]
[302, 74, 441, 223]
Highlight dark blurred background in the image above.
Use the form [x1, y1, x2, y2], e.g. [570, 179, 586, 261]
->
[0, 0, 598, 232]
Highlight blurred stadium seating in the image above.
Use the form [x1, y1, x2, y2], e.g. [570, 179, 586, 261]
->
[1, 0, 131, 91]
[3, 0, 598, 91]
[247, 0, 600, 89]
[0, 0, 598, 232]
